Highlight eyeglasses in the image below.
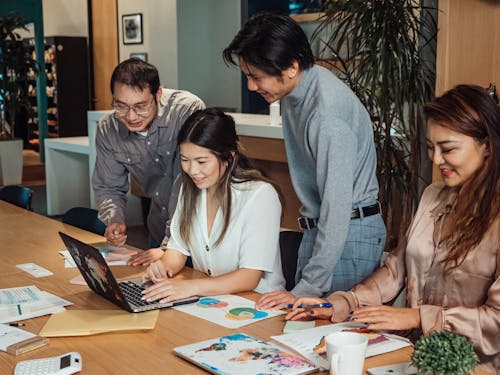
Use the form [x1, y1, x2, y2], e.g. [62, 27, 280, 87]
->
[112, 98, 155, 117]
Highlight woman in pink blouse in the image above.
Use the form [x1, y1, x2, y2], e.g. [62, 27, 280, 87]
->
[286, 84, 500, 372]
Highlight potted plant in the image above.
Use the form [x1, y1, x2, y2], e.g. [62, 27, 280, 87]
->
[314, 1, 437, 248]
[411, 331, 479, 375]
[0, 12, 37, 185]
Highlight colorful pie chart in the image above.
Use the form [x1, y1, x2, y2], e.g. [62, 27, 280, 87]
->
[197, 297, 229, 308]
[225, 307, 268, 320]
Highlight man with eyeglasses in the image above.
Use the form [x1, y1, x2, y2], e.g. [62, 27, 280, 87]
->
[93, 58, 205, 265]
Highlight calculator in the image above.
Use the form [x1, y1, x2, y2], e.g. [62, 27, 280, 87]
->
[14, 352, 82, 375]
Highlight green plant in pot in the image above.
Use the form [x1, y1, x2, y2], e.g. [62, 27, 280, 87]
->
[0, 12, 37, 140]
[411, 331, 479, 375]
[315, 0, 437, 248]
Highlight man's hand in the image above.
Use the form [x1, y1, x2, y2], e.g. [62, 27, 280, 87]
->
[255, 290, 296, 310]
[105, 222, 127, 246]
[128, 248, 164, 266]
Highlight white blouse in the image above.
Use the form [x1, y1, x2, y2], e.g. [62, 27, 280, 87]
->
[167, 180, 285, 293]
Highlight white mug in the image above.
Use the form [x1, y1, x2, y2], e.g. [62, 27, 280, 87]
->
[326, 331, 368, 375]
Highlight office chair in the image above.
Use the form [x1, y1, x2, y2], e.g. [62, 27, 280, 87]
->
[0, 185, 33, 210]
[62, 207, 106, 236]
[279, 230, 303, 291]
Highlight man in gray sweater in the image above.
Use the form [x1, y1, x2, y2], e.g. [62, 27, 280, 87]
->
[224, 13, 386, 308]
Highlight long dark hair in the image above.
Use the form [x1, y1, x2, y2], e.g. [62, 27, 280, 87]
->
[424, 84, 500, 270]
[177, 108, 283, 247]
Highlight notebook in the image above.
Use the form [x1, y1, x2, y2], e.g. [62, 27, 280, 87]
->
[174, 333, 318, 375]
[58, 232, 199, 313]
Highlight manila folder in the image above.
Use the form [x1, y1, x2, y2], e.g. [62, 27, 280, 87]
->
[39, 309, 159, 337]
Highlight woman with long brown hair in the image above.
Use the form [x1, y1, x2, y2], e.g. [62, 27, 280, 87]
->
[142, 108, 285, 302]
[287, 84, 500, 372]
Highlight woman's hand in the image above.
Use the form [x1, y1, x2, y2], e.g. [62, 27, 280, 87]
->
[143, 259, 174, 282]
[285, 297, 334, 321]
[255, 291, 296, 310]
[142, 278, 197, 304]
[128, 248, 164, 266]
[351, 306, 421, 330]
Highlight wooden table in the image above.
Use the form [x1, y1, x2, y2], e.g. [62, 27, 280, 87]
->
[0, 201, 488, 374]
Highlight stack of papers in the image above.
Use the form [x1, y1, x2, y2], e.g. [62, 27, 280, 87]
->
[0, 324, 38, 351]
[0, 286, 72, 323]
[59, 245, 137, 268]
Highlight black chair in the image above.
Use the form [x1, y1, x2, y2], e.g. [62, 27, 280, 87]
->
[279, 230, 303, 291]
[62, 207, 106, 235]
[0, 185, 33, 210]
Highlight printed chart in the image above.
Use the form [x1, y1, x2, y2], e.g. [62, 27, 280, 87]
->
[173, 295, 285, 328]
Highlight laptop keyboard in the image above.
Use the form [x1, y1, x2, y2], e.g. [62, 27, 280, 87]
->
[118, 280, 156, 306]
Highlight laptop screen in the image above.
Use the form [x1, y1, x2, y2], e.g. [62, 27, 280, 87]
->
[59, 232, 130, 310]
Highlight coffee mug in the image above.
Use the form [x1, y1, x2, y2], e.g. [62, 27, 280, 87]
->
[325, 331, 368, 375]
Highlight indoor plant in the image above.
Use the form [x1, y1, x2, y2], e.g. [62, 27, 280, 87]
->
[0, 12, 37, 185]
[411, 331, 479, 375]
[314, 0, 437, 248]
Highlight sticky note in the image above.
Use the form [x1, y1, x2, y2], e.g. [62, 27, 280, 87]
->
[283, 320, 316, 333]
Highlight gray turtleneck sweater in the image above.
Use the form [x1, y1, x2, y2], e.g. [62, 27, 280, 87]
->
[282, 65, 380, 296]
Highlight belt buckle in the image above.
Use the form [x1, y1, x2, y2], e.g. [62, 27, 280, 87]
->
[297, 217, 310, 230]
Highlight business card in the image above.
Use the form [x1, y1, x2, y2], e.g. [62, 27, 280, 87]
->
[16, 263, 53, 278]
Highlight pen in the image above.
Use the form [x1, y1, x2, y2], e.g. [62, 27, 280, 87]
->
[284, 303, 333, 309]
[9, 322, 25, 327]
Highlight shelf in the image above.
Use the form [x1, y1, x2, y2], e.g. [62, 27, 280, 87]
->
[290, 12, 325, 23]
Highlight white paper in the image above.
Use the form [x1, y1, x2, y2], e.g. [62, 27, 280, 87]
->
[0, 291, 73, 324]
[0, 323, 36, 351]
[0, 286, 44, 305]
[59, 247, 136, 268]
[16, 263, 53, 277]
[271, 322, 411, 370]
[173, 294, 285, 329]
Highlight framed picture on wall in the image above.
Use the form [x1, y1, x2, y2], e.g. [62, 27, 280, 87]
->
[130, 52, 148, 62]
[122, 13, 143, 45]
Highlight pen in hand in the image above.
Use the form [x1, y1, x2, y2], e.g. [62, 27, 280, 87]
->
[284, 303, 333, 309]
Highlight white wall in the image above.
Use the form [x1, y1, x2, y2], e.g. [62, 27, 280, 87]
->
[117, 0, 178, 89]
[177, 0, 241, 111]
[42, 0, 88, 37]
[116, 0, 240, 110]
[19, 0, 88, 39]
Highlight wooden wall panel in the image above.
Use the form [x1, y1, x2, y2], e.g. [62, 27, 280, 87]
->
[436, 0, 500, 96]
[90, 0, 118, 110]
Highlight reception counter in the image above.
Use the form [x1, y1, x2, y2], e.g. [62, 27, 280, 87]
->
[45, 111, 301, 230]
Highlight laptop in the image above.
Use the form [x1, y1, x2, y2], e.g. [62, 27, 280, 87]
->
[59, 232, 199, 312]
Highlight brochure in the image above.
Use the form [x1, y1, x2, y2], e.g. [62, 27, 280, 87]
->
[174, 333, 317, 375]
[271, 322, 412, 370]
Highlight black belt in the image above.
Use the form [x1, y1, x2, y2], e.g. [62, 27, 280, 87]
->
[298, 203, 380, 230]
